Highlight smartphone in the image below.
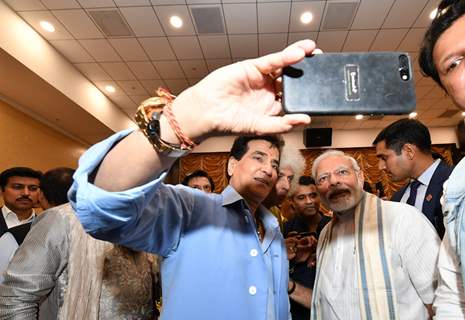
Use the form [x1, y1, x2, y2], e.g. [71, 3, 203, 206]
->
[282, 52, 416, 115]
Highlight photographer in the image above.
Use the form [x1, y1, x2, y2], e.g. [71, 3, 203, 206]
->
[67, 40, 314, 320]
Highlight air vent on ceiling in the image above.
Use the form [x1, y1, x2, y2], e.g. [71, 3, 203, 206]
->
[322, 1, 359, 30]
[88, 9, 133, 37]
[190, 6, 225, 34]
[439, 109, 459, 118]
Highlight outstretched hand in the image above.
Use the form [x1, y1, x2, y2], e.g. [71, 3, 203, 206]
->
[170, 40, 315, 143]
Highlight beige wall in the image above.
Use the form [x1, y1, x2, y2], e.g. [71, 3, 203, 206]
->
[0, 99, 88, 173]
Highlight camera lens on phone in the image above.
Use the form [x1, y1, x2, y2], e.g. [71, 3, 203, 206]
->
[398, 55, 410, 81]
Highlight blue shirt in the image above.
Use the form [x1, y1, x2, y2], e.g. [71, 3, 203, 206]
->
[443, 157, 465, 291]
[69, 130, 290, 320]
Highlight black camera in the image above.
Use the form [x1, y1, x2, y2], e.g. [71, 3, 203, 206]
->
[398, 54, 411, 81]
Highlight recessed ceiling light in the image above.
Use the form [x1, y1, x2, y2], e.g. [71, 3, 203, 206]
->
[170, 16, 183, 29]
[355, 114, 363, 120]
[300, 11, 313, 24]
[39, 20, 55, 32]
[429, 8, 438, 20]
[409, 112, 417, 118]
[462, 111, 465, 116]
[104, 85, 116, 93]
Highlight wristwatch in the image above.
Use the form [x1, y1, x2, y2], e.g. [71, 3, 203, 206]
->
[134, 97, 191, 158]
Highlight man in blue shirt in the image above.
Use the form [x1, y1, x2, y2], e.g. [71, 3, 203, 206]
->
[69, 40, 315, 320]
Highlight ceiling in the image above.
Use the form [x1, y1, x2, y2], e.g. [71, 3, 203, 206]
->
[2, 0, 464, 144]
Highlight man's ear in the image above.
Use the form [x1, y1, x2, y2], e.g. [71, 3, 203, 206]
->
[402, 143, 416, 160]
[357, 170, 365, 188]
[227, 157, 237, 177]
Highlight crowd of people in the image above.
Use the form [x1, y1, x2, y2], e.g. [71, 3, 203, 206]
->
[1, 0, 465, 318]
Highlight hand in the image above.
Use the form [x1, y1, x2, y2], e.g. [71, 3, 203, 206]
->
[294, 235, 317, 263]
[285, 235, 299, 260]
[285, 233, 318, 262]
[166, 40, 315, 144]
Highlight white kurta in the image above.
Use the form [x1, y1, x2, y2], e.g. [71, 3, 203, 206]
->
[315, 200, 440, 319]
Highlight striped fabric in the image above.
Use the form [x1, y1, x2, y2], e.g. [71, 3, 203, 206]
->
[312, 192, 398, 320]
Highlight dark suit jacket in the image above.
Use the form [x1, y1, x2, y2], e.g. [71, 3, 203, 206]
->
[0, 208, 33, 245]
[391, 160, 453, 238]
[0, 212, 8, 238]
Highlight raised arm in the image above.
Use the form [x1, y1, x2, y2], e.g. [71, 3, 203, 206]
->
[94, 40, 314, 192]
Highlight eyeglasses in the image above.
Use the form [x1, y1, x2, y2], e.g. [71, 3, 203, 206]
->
[316, 167, 355, 186]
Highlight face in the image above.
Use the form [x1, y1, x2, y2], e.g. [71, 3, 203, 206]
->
[315, 156, 364, 214]
[292, 184, 320, 218]
[263, 166, 294, 206]
[188, 176, 212, 193]
[375, 140, 413, 182]
[275, 166, 294, 203]
[433, 14, 465, 110]
[228, 140, 280, 205]
[1, 176, 40, 213]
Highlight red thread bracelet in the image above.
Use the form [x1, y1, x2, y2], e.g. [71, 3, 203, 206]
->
[156, 87, 197, 149]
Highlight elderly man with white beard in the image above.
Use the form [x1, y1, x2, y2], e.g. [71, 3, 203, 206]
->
[310, 150, 440, 320]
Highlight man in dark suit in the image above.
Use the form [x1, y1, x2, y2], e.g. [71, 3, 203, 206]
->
[0, 167, 42, 279]
[0, 167, 42, 241]
[373, 119, 453, 238]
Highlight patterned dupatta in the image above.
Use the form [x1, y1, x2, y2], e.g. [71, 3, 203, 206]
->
[311, 192, 398, 320]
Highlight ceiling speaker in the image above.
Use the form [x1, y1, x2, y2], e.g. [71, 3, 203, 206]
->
[190, 6, 225, 34]
[304, 128, 332, 148]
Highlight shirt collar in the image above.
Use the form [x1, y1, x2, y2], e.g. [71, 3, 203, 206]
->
[221, 185, 279, 229]
[2, 205, 36, 222]
[416, 158, 441, 186]
[221, 185, 245, 207]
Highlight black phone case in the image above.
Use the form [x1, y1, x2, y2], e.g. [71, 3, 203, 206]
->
[282, 52, 416, 115]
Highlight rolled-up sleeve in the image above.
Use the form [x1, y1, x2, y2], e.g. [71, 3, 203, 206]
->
[68, 129, 195, 256]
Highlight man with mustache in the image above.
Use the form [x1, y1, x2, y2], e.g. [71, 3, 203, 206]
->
[0, 167, 42, 234]
[373, 118, 452, 238]
[283, 175, 330, 320]
[310, 150, 440, 320]
[0, 167, 42, 280]
[67, 38, 316, 320]
[0, 167, 160, 319]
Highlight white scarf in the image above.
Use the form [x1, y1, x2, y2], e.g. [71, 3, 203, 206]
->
[311, 192, 398, 320]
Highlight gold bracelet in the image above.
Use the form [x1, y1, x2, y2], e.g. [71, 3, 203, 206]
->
[134, 90, 192, 158]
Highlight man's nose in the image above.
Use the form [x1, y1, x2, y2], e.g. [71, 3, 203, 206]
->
[378, 160, 386, 171]
[306, 195, 314, 204]
[282, 178, 290, 191]
[262, 162, 273, 176]
[20, 186, 30, 195]
[328, 173, 340, 185]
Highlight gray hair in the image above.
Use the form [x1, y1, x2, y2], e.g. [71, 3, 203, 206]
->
[311, 150, 361, 179]
[279, 143, 306, 194]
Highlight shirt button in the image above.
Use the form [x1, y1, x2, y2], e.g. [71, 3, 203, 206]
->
[249, 286, 257, 295]
[250, 249, 258, 257]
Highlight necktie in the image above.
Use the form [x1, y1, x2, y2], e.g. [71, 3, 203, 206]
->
[406, 179, 421, 206]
